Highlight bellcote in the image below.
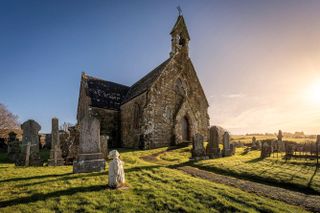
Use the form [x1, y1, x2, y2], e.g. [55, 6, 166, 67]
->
[170, 15, 190, 57]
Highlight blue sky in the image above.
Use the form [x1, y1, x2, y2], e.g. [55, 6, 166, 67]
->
[1, 0, 320, 134]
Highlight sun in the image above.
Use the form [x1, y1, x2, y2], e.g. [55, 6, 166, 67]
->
[305, 79, 320, 104]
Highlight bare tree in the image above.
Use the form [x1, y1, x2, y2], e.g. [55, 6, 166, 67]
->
[0, 103, 19, 130]
[59, 122, 73, 132]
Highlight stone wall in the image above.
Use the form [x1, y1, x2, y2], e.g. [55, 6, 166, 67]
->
[121, 93, 147, 148]
[145, 56, 209, 148]
[94, 107, 120, 148]
[120, 55, 209, 149]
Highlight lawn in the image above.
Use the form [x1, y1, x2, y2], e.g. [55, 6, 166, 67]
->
[157, 146, 320, 194]
[231, 135, 316, 144]
[0, 148, 309, 213]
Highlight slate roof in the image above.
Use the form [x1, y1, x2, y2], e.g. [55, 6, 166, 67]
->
[122, 58, 171, 103]
[86, 76, 129, 110]
[83, 58, 170, 110]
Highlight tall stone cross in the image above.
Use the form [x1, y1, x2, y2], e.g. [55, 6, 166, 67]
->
[48, 118, 65, 166]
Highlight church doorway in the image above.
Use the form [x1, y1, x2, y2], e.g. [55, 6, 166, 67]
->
[181, 116, 190, 142]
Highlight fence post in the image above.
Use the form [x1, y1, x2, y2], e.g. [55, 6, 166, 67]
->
[317, 135, 319, 168]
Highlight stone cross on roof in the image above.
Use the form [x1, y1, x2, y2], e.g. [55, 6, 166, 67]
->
[177, 6, 182, 16]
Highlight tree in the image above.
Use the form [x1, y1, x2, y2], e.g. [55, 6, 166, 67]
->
[0, 103, 19, 130]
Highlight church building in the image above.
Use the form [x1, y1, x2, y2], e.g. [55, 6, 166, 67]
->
[76, 15, 210, 149]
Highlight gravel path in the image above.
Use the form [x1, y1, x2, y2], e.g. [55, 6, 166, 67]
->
[141, 150, 320, 212]
[178, 166, 320, 212]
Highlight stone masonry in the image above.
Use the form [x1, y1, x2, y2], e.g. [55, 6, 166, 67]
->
[7, 132, 20, 162]
[16, 120, 42, 166]
[48, 118, 64, 166]
[73, 113, 105, 173]
[222, 132, 231, 157]
[191, 133, 207, 160]
[206, 126, 220, 158]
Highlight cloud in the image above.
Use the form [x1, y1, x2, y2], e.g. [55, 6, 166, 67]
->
[222, 94, 246, 99]
[213, 104, 320, 135]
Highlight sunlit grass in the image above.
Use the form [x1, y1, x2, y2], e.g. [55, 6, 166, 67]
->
[0, 148, 308, 212]
[231, 135, 316, 144]
[157, 146, 320, 194]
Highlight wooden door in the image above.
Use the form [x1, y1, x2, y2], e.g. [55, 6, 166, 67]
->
[181, 116, 189, 141]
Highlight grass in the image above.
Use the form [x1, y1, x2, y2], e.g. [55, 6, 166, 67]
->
[157, 145, 320, 194]
[0, 148, 309, 212]
[231, 135, 316, 144]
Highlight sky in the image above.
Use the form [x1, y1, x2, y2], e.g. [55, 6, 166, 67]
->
[1, 0, 320, 134]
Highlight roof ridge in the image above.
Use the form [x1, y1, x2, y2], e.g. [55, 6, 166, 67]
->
[122, 58, 171, 104]
[86, 74, 130, 88]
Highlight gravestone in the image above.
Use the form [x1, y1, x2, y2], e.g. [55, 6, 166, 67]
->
[256, 141, 261, 150]
[16, 120, 42, 166]
[60, 130, 70, 160]
[48, 118, 65, 166]
[7, 132, 20, 162]
[64, 125, 80, 165]
[251, 136, 257, 149]
[73, 114, 105, 173]
[191, 133, 207, 160]
[222, 132, 231, 157]
[100, 135, 109, 159]
[260, 141, 272, 159]
[230, 143, 236, 155]
[206, 126, 221, 158]
[108, 150, 125, 188]
[277, 130, 285, 152]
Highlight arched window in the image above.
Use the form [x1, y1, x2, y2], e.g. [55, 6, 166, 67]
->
[179, 33, 186, 47]
[175, 78, 186, 97]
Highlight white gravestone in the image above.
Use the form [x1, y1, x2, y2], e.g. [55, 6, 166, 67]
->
[108, 150, 125, 188]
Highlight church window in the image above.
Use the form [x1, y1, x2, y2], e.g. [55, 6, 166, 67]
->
[175, 78, 186, 97]
[179, 33, 186, 46]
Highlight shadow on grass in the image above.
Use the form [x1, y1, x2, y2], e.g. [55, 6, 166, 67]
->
[172, 161, 320, 196]
[308, 167, 319, 189]
[245, 157, 263, 163]
[0, 173, 74, 184]
[15, 165, 161, 188]
[0, 184, 106, 208]
[16, 172, 106, 187]
[126, 165, 162, 173]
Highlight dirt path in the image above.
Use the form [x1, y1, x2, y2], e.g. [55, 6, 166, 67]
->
[141, 150, 320, 212]
[178, 166, 320, 212]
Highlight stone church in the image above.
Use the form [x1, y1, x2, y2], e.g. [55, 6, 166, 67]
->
[76, 15, 209, 149]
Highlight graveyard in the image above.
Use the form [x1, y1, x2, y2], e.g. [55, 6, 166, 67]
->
[1, 1, 320, 212]
[0, 145, 318, 212]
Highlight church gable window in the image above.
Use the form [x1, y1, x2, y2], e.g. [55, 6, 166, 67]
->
[175, 78, 187, 97]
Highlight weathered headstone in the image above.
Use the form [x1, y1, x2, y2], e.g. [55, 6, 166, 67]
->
[230, 143, 236, 155]
[16, 120, 42, 166]
[251, 136, 257, 149]
[64, 125, 80, 165]
[256, 141, 261, 150]
[7, 132, 20, 162]
[277, 130, 285, 152]
[222, 132, 231, 157]
[73, 114, 105, 173]
[108, 150, 125, 188]
[48, 118, 64, 166]
[100, 135, 109, 159]
[206, 126, 221, 158]
[260, 141, 272, 159]
[191, 133, 207, 160]
[25, 142, 31, 166]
